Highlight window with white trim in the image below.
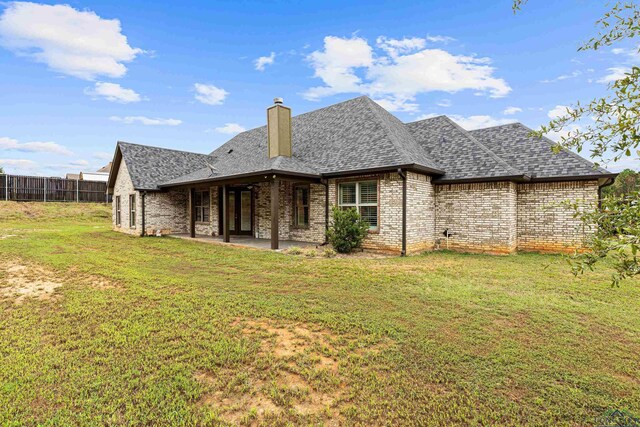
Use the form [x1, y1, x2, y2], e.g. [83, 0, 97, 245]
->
[338, 181, 378, 230]
[115, 196, 121, 226]
[129, 194, 136, 228]
[194, 190, 210, 222]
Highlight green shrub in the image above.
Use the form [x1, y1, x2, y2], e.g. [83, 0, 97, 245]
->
[286, 246, 303, 255]
[326, 206, 369, 253]
[323, 248, 337, 258]
[304, 249, 317, 258]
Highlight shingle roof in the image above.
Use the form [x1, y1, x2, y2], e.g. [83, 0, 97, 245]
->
[469, 123, 612, 179]
[406, 115, 524, 181]
[110, 96, 615, 191]
[118, 142, 214, 190]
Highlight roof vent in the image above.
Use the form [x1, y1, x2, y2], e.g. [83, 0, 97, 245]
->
[274, 97, 284, 105]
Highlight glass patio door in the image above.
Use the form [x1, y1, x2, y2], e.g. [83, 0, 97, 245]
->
[221, 188, 253, 235]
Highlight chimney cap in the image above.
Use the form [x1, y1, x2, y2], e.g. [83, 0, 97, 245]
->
[273, 97, 284, 105]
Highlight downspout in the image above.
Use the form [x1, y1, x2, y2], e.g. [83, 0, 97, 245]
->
[141, 191, 146, 237]
[398, 168, 407, 256]
[322, 179, 329, 245]
[598, 177, 615, 208]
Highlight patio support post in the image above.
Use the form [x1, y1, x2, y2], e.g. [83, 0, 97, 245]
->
[222, 184, 230, 243]
[190, 187, 196, 238]
[270, 178, 279, 250]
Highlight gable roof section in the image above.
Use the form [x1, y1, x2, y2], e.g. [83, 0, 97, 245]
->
[108, 142, 215, 191]
[406, 115, 524, 182]
[469, 123, 614, 180]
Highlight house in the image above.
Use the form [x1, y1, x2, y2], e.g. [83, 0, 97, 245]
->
[66, 163, 112, 182]
[106, 96, 616, 254]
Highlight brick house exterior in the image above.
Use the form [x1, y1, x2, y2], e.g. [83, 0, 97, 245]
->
[107, 96, 615, 255]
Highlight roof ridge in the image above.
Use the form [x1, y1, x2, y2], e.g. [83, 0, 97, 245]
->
[469, 122, 520, 132]
[119, 141, 213, 158]
[362, 97, 414, 165]
[405, 115, 447, 125]
[439, 116, 525, 177]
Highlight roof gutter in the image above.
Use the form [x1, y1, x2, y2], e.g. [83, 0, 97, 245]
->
[397, 168, 407, 256]
[157, 168, 322, 189]
[433, 174, 531, 185]
[321, 163, 444, 179]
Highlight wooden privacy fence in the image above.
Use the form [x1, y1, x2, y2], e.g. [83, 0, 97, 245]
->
[0, 174, 111, 203]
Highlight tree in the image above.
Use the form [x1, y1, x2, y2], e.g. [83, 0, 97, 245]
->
[0, 166, 3, 174]
[515, 1, 640, 285]
[602, 169, 640, 197]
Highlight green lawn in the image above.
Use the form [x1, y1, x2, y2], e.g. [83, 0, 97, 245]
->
[0, 202, 639, 426]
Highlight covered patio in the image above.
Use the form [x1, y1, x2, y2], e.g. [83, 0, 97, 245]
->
[170, 233, 320, 251]
[157, 171, 328, 250]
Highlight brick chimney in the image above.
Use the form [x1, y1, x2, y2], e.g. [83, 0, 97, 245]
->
[267, 97, 292, 158]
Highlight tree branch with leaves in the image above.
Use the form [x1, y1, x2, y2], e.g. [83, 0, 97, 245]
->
[515, 1, 640, 285]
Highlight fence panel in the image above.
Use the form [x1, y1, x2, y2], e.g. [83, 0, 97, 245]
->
[0, 174, 111, 203]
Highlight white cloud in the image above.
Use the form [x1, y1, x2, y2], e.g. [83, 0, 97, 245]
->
[605, 155, 640, 172]
[93, 151, 113, 160]
[547, 105, 570, 119]
[0, 136, 73, 155]
[449, 115, 516, 130]
[597, 67, 630, 84]
[214, 123, 246, 135]
[0, 158, 37, 173]
[303, 35, 510, 112]
[540, 70, 582, 83]
[503, 106, 522, 115]
[436, 99, 452, 107]
[69, 159, 89, 167]
[254, 52, 275, 71]
[85, 82, 142, 103]
[376, 36, 426, 57]
[543, 124, 582, 142]
[109, 116, 182, 126]
[0, 2, 142, 80]
[194, 83, 228, 105]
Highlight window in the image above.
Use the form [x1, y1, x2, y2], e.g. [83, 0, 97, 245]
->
[293, 184, 309, 227]
[195, 190, 210, 222]
[338, 181, 378, 230]
[115, 196, 121, 226]
[129, 194, 136, 228]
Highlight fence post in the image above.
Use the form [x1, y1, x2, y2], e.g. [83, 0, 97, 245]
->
[4, 175, 7, 201]
[76, 179, 79, 203]
[43, 178, 47, 202]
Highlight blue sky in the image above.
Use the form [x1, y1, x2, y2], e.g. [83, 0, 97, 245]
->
[0, 0, 638, 176]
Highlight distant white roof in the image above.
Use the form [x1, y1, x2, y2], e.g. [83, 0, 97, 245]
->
[79, 171, 109, 182]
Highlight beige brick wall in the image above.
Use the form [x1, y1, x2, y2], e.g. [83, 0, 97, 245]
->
[329, 173, 420, 253]
[254, 181, 327, 243]
[434, 182, 518, 254]
[112, 159, 191, 236]
[112, 160, 140, 235]
[406, 172, 435, 253]
[112, 161, 600, 256]
[516, 180, 598, 252]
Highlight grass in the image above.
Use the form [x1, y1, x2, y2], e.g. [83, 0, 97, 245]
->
[0, 201, 638, 426]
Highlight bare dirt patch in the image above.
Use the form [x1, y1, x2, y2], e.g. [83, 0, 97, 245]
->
[195, 319, 355, 425]
[0, 260, 121, 304]
[0, 263, 64, 304]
